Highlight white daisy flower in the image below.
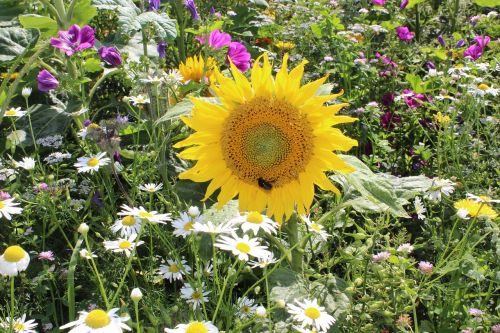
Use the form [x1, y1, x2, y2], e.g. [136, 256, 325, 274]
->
[79, 249, 97, 260]
[172, 212, 202, 238]
[466, 193, 500, 204]
[249, 252, 277, 269]
[414, 197, 426, 220]
[187, 206, 200, 218]
[111, 215, 142, 237]
[192, 220, 236, 235]
[456, 208, 470, 220]
[60, 308, 131, 332]
[158, 259, 191, 282]
[1, 314, 37, 333]
[21, 87, 32, 98]
[14, 157, 36, 170]
[301, 215, 330, 241]
[138, 183, 163, 193]
[237, 296, 258, 319]
[74, 152, 111, 174]
[140, 75, 164, 85]
[4, 107, 27, 118]
[287, 299, 336, 332]
[118, 204, 172, 224]
[103, 234, 144, 257]
[215, 234, 270, 262]
[424, 178, 455, 201]
[231, 212, 278, 235]
[0, 197, 23, 220]
[164, 69, 184, 86]
[0, 245, 30, 276]
[128, 95, 150, 105]
[397, 243, 414, 254]
[195, 261, 213, 278]
[165, 321, 219, 333]
[180, 282, 210, 310]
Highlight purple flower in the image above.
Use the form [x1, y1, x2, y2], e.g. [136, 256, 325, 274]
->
[226, 42, 251, 72]
[184, 0, 200, 20]
[37, 69, 59, 92]
[38, 251, 55, 261]
[98, 46, 122, 67]
[463, 36, 490, 60]
[375, 52, 397, 68]
[400, 0, 409, 9]
[0, 191, 11, 200]
[113, 150, 122, 163]
[402, 89, 426, 108]
[395, 26, 415, 41]
[50, 24, 95, 56]
[437, 35, 446, 47]
[372, 251, 390, 263]
[468, 308, 484, 317]
[148, 0, 160, 11]
[455, 39, 465, 47]
[116, 114, 129, 126]
[372, 0, 385, 5]
[34, 182, 49, 192]
[210, 6, 222, 17]
[83, 119, 92, 127]
[381, 92, 395, 106]
[157, 41, 167, 59]
[426, 61, 436, 69]
[380, 111, 401, 130]
[208, 29, 231, 49]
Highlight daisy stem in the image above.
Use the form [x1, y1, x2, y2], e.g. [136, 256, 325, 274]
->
[134, 300, 141, 333]
[211, 234, 220, 293]
[212, 260, 239, 322]
[10, 276, 14, 333]
[84, 235, 110, 309]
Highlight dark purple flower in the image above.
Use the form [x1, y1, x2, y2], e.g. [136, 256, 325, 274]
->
[157, 41, 167, 59]
[92, 191, 103, 208]
[149, 0, 160, 11]
[395, 26, 415, 41]
[50, 24, 95, 56]
[381, 92, 395, 106]
[98, 46, 122, 67]
[455, 39, 465, 47]
[37, 69, 59, 92]
[380, 111, 401, 130]
[437, 35, 446, 47]
[402, 89, 426, 108]
[208, 29, 231, 49]
[226, 42, 251, 72]
[375, 52, 397, 68]
[184, 0, 200, 20]
[426, 61, 436, 69]
[83, 119, 92, 127]
[113, 150, 122, 163]
[400, 0, 409, 9]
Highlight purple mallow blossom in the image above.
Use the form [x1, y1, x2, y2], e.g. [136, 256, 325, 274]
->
[184, 0, 200, 20]
[208, 30, 231, 49]
[402, 89, 427, 108]
[464, 35, 490, 60]
[372, 0, 385, 5]
[157, 41, 167, 59]
[149, 0, 160, 11]
[37, 69, 59, 92]
[50, 24, 95, 56]
[395, 26, 415, 41]
[400, 0, 409, 9]
[226, 42, 251, 72]
[98, 46, 122, 67]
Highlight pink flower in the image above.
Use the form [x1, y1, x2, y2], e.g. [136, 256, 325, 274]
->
[226, 42, 251, 72]
[208, 29, 231, 49]
[402, 89, 426, 108]
[38, 250, 55, 261]
[396, 26, 414, 41]
[464, 35, 490, 60]
[418, 261, 433, 275]
[372, 251, 391, 263]
[372, 0, 385, 4]
[50, 24, 95, 56]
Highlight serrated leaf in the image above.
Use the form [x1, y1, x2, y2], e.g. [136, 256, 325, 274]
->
[136, 12, 177, 41]
[155, 97, 220, 124]
[69, 0, 97, 26]
[473, 0, 500, 6]
[0, 27, 39, 62]
[19, 14, 58, 38]
[92, 0, 138, 10]
[83, 58, 102, 73]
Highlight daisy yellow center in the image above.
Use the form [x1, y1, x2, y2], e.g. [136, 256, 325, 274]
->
[185, 322, 208, 333]
[478, 83, 489, 91]
[191, 291, 203, 300]
[3, 245, 25, 262]
[242, 305, 251, 313]
[84, 309, 110, 329]
[119, 241, 131, 249]
[147, 187, 156, 192]
[15, 323, 25, 330]
[183, 221, 193, 231]
[122, 215, 136, 226]
[0, 201, 4, 209]
[87, 158, 99, 167]
[235, 242, 251, 254]
[5, 110, 17, 116]
[221, 96, 313, 188]
[310, 223, 322, 232]
[304, 307, 321, 320]
[169, 264, 180, 273]
[246, 212, 264, 224]
[139, 211, 153, 218]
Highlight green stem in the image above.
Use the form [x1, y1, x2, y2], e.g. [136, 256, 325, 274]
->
[134, 301, 141, 333]
[10, 277, 15, 333]
[212, 260, 239, 322]
[84, 235, 110, 308]
[287, 214, 303, 273]
[415, 4, 421, 42]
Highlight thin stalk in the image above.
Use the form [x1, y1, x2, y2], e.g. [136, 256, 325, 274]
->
[84, 235, 110, 308]
[10, 277, 15, 333]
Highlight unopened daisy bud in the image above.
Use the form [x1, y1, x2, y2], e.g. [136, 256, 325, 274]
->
[22, 87, 32, 98]
[188, 206, 200, 218]
[254, 285, 261, 294]
[131, 288, 143, 302]
[276, 299, 286, 308]
[255, 306, 267, 318]
[78, 223, 89, 235]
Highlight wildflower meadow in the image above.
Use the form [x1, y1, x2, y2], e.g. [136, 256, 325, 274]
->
[1, 0, 499, 332]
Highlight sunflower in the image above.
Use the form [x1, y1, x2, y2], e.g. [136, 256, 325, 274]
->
[174, 53, 357, 221]
[178, 55, 216, 83]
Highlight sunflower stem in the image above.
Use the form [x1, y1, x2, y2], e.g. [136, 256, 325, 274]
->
[286, 214, 303, 273]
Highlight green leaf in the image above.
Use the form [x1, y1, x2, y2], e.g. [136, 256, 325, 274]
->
[16, 104, 72, 145]
[0, 0, 26, 23]
[473, 0, 500, 6]
[19, 14, 58, 38]
[405, 73, 424, 93]
[155, 97, 220, 125]
[0, 27, 39, 62]
[83, 58, 102, 73]
[310, 23, 323, 38]
[406, 0, 428, 9]
[92, 0, 138, 10]
[69, 0, 97, 26]
[433, 48, 448, 60]
[136, 12, 177, 41]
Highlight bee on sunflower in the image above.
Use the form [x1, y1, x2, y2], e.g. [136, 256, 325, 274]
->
[174, 53, 357, 222]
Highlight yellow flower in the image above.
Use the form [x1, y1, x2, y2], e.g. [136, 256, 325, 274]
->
[434, 112, 451, 126]
[478, 83, 489, 91]
[275, 41, 296, 50]
[178, 55, 216, 83]
[174, 54, 357, 221]
[454, 199, 498, 219]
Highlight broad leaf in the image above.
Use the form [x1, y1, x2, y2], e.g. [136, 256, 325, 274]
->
[92, 0, 138, 10]
[155, 97, 220, 124]
[69, 0, 97, 26]
[136, 12, 177, 41]
[19, 14, 58, 38]
[473, 0, 500, 6]
[0, 27, 39, 62]
[406, 0, 428, 9]
[16, 104, 72, 145]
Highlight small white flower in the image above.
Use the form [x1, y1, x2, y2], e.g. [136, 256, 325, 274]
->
[111, 215, 142, 237]
[138, 183, 163, 193]
[1, 314, 38, 333]
[60, 308, 131, 332]
[4, 107, 27, 118]
[128, 94, 150, 105]
[172, 212, 201, 238]
[231, 211, 278, 235]
[0, 198, 23, 220]
[414, 196, 426, 220]
[78, 223, 89, 235]
[21, 87, 32, 98]
[158, 259, 191, 282]
[141, 75, 164, 85]
[237, 296, 258, 318]
[79, 249, 97, 260]
[397, 243, 414, 254]
[215, 234, 270, 262]
[118, 204, 172, 224]
[287, 298, 336, 332]
[74, 152, 111, 174]
[14, 157, 36, 170]
[249, 252, 277, 269]
[0, 245, 30, 276]
[180, 282, 210, 310]
[165, 321, 219, 333]
[424, 178, 455, 201]
[255, 306, 267, 318]
[44, 152, 71, 164]
[187, 206, 200, 218]
[466, 193, 500, 204]
[164, 69, 184, 86]
[103, 234, 144, 257]
[192, 220, 236, 235]
[301, 215, 330, 241]
[372, 251, 391, 263]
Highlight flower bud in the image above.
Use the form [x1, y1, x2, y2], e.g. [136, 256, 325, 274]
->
[255, 306, 267, 318]
[131, 288, 143, 302]
[78, 223, 89, 235]
[22, 87, 32, 98]
[188, 206, 200, 217]
[275, 299, 286, 308]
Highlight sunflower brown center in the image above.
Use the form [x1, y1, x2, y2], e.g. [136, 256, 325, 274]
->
[221, 97, 313, 188]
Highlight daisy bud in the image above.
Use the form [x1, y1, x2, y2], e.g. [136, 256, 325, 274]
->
[255, 306, 267, 318]
[78, 223, 89, 235]
[131, 288, 143, 302]
[276, 299, 286, 308]
[187, 206, 200, 218]
[22, 87, 32, 98]
[254, 286, 261, 294]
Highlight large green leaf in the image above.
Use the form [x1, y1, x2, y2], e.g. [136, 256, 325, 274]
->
[0, 0, 26, 23]
[0, 27, 39, 62]
[19, 14, 58, 38]
[406, 0, 429, 9]
[16, 104, 72, 145]
[69, 0, 97, 26]
[92, 0, 138, 10]
[155, 97, 220, 124]
[473, 0, 500, 6]
[136, 12, 177, 41]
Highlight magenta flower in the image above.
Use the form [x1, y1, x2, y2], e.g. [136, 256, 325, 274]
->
[98, 46, 122, 67]
[402, 89, 426, 108]
[208, 29, 231, 49]
[37, 69, 59, 92]
[400, 0, 409, 9]
[380, 111, 401, 130]
[372, 0, 385, 4]
[464, 35, 490, 60]
[184, 0, 200, 20]
[395, 26, 414, 41]
[226, 42, 251, 72]
[50, 24, 95, 56]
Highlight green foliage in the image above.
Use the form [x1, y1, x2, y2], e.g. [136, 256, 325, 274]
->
[69, 0, 98, 26]
[0, 27, 39, 62]
[19, 14, 58, 38]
